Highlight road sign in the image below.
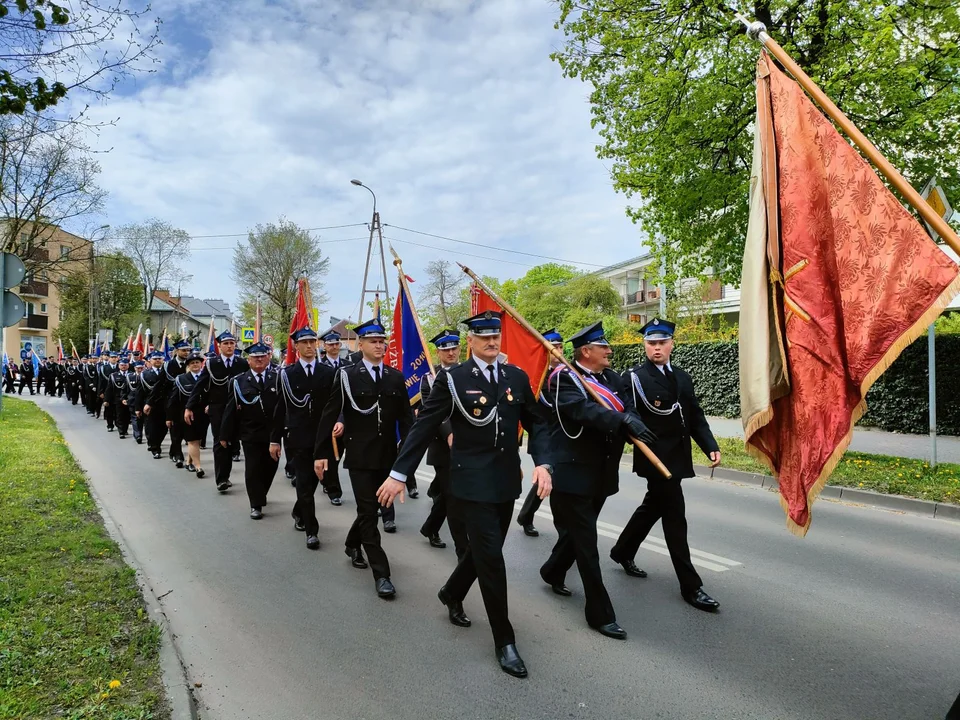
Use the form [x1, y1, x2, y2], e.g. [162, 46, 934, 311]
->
[263, 334, 274, 347]
[312, 307, 319, 330]
[241, 327, 256, 342]
[1, 252, 25, 328]
[920, 178, 954, 240]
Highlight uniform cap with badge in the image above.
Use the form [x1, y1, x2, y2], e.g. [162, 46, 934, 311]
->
[430, 329, 460, 349]
[322, 331, 342, 344]
[174, 339, 190, 349]
[291, 326, 318, 342]
[352, 318, 386, 339]
[243, 341, 272, 357]
[542, 328, 563, 345]
[462, 310, 502, 336]
[570, 321, 609, 349]
[217, 330, 237, 343]
[640, 318, 675, 340]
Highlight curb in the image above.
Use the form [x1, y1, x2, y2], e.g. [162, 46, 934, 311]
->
[695, 464, 960, 521]
[82, 455, 199, 719]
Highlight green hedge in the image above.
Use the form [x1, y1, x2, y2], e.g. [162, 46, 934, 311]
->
[611, 336, 960, 436]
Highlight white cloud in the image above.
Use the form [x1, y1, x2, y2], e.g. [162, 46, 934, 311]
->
[79, 0, 644, 324]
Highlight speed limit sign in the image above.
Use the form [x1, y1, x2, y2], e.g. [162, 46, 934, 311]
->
[263, 334, 274, 347]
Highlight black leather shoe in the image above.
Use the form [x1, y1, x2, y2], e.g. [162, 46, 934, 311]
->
[305, 535, 320, 550]
[285, 471, 295, 480]
[345, 546, 367, 569]
[293, 517, 306, 532]
[611, 552, 648, 578]
[376, 577, 396, 599]
[250, 508, 263, 520]
[186, 463, 197, 473]
[107, 427, 114, 432]
[592, 622, 627, 640]
[118, 433, 126, 439]
[232, 454, 241, 462]
[551, 583, 572, 596]
[135, 438, 143, 444]
[409, 489, 419, 499]
[428, 533, 446, 549]
[217, 481, 229, 493]
[523, 524, 539, 537]
[683, 588, 720, 612]
[152, 451, 161, 459]
[196, 468, 205, 479]
[200, 443, 206, 450]
[322, 486, 329, 494]
[496, 644, 528, 678]
[175, 460, 184, 469]
[437, 587, 471, 627]
[383, 520, 397, 533]
[330, 497, 342, 506]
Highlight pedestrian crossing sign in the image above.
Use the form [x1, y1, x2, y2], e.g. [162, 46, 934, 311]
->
[241, 327, 255, 342]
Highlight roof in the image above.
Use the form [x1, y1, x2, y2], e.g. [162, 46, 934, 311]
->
[593, 253, 655, 276]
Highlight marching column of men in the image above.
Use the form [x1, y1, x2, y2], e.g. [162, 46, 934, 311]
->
[35, 310, 725, 680]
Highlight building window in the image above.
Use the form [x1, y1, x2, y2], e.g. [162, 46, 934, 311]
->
[39, 270, 48, 281]
[19, 232, 28, 244]
[40, 303, 47, 313]
[60, 245, 70, 258]
[21, 336, 46, 359]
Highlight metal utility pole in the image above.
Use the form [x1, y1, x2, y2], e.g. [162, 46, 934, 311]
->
[351, 179, 391, 323]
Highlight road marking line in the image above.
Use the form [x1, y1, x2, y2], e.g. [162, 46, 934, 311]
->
[514, 500, 742, 573]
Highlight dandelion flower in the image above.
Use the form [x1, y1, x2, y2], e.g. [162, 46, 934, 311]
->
[109, 680, 121, 689]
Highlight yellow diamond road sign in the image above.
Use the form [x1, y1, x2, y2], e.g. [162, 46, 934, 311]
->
[920, 178, 954, 241]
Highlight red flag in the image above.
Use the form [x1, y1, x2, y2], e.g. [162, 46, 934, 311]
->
[472, 284, 550, 398]
[57, 340, 64, 362]
[740, 53, 960, 536]
[285, 278, 312, 365]
[134, 326, 144, 354]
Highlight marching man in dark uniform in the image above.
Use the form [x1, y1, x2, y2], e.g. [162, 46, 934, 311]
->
[539, 321, 658, 640]
[611, 318, 722, 612]
[98, 352, 120, 431]
[17, 356, 34, 395]
[378, 310, 553, 678]
[270, 327, 337, 549]
[166, 349, 207, 478]
[140, 352, 168, 459]
[63, 359, 82, 405]
[128, 360, 145, 443]
[154, 340, 191, 465]
[221, 341, 281, 520]
[103, 355, 134, 438]
[186, 331, 249, 492]
[3, 358, 16, 393]
[316, 330, 350, 504]
[82, 355, 98, 413]
[417, 329, 467, 555]
[314, 318, 414, 599]
[516, 328, 564, 538]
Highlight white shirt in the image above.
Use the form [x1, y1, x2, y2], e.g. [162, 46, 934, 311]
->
[655, 361, 674, 375]
[471, 355, 499, 380]
[299, 357, 316, 374]
[220, 354, 235, 367]
[251, 369, 265, 383]
[362, 358, 383, 378]
[325, 355, 339, 367]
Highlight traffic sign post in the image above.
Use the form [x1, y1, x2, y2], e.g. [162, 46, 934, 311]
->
[921, 179, 956, 469]
[241, 327, 256, 343]
[0, 252, 27, 413]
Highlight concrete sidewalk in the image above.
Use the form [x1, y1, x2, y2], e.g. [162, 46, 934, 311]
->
[707, 416, 960, 464]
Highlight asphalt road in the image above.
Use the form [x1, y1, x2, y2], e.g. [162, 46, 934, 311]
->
[28, 395, 960, 720]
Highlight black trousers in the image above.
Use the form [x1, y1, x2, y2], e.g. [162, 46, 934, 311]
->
[345, 468, 392, 580]
[516, 484, 543, 526]
[322, 449, 343, 500]
[145, 409, 168, 451]
[103, 399, 115, 429]
[540, 491, 616, 627]
[168, 419, 184, 460]
[131, 410, 142, 440]
[291, 447, 322, 536]
[611, 479, 702, 594]
[445, 497, 515, 648]
[3, 376, 15, 392]
[241, 441, 278, 508]
[947, 689, 960, 719]
[17, 375, 34, 394]
[115, 402, 130, 435]
[207, 404, 235, 487]
[420, 465, 468, 560]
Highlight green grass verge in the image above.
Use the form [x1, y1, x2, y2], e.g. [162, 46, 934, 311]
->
[702, 436, 960, 505]
[0, 398, 169, 719]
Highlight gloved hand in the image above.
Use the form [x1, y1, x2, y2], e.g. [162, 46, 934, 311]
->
[622, 413, 657, 445]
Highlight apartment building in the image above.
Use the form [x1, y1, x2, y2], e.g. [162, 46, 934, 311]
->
[2, 225, 92, 361]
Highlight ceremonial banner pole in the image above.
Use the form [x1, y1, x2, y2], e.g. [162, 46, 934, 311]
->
[458, 263, 672, 479]
[389, 246, 435, 379]
[736, 16, 960, 256]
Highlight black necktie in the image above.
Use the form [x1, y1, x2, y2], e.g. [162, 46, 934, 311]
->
[306, 363, 312, 378]
[225, 358, 231, 369]
[372, 365, 381, 385]
[487, 365, 497, 390]
[664, 365, 677, 390]
[256, 373, 264, 390]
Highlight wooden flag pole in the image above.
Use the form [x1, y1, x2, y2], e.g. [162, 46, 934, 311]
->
[737, 17, 960, 256]
[458, 263, 672, 479]
[389, 246, 435, 379]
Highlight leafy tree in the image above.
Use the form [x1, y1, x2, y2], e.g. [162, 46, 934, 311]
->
[115, 219, 191, 314]
[418, 260, 467, 330]
[0, 0, 160, 116]
[233, 219, 330, 345]
[552, 0, 960, 284]
[54, 252, 143, 352]
[500, 263, 579, 306]
[514, 272, 622, 340]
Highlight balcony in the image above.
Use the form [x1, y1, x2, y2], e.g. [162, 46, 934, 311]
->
[20, 314, 48, 330]
[19, 280, 48, 297]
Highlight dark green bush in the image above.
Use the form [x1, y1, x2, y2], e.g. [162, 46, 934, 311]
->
[611, 336, 960, 435]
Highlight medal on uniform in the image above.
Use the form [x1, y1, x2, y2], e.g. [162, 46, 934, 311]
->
[655, 400, 661, 407]
[506, 387, 513, 402]
[473, 408, 481, 416]
[480, 396, 487, 405]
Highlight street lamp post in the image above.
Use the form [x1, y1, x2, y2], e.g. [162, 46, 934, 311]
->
[351, 179, 391, 323]
[88, 224, 109, 350]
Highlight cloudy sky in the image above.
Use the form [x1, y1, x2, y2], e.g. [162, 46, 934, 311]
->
[79, 0, 644, 323]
